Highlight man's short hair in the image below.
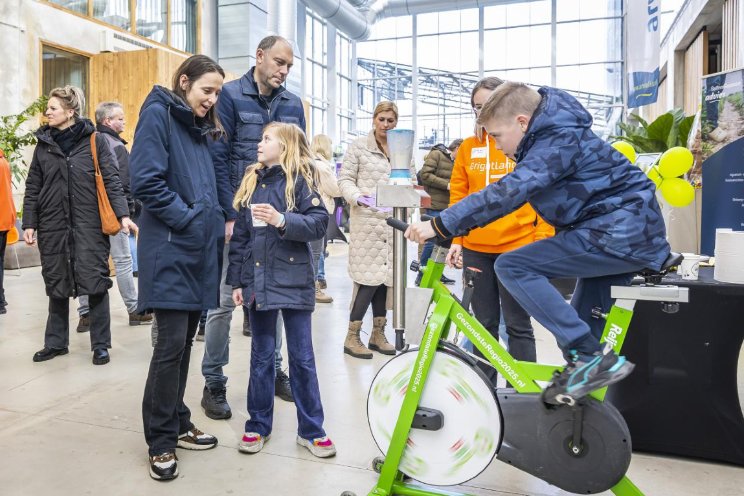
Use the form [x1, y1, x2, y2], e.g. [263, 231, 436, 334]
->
[257, 35, 291, 53]
[477, 82, 541, 126]
[95, 101, 123, 126]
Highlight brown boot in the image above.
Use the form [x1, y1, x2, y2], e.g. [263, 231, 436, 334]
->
[315, 281, 333, 303]
[344, 320, 372, 359]
[369, 317, 396, 355]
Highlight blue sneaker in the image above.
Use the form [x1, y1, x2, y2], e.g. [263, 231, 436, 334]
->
[542, 350, 635, 406]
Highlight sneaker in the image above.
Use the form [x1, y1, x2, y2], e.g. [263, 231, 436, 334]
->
[129, 312, 153, 326]
[317, 278, 327, 290]
[238, 432, 270, 454]
[195, 323, 205, 342]
[275, 369, 295, 402]
[297, 435, 337, 458]
[149, 452, 178, 481]
[201, 385, 232, 420]
[542, 350, 635, 406]
[440, 274, 456, 285]
[315, 281, 333, 303]
[76, 314, 90, 333]
[243, 317, 252, 337]
[177, 427, 218, 450]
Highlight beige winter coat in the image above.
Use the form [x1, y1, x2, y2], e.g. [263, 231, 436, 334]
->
[313, 158, 340, 213]
[338, 130, 415, 287]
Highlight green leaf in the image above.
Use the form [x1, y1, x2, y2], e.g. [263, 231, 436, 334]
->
[628, 113, 649, 129]
[646, 112, 674, 143]
[677, 115, 695, 147]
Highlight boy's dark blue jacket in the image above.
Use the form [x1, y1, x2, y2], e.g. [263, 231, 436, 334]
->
[438, 87, 670, 271]
[210, 68, 307, 221]
[227, 166, 328, 312]
[129, 86, 230, 313]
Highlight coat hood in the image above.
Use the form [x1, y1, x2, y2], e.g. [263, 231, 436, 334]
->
[35, 118, 95, 148]
[516, 87, 593, 161]
[139, 85, 216, 137]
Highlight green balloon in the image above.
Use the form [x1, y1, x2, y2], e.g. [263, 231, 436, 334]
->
[611, 141, 637, 164]
[660, 178, 695, 207]
[658, 147, 693, 179]
[647, 167, 663, 187]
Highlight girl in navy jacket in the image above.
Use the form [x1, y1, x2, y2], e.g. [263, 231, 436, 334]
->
[227, 122, 335, 458]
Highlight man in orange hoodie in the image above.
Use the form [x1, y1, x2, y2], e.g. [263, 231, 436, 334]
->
[447, 77, 553, 368]
[0, 148, 17, 314]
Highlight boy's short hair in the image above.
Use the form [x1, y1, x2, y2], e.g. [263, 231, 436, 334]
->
[477, 82, 542, 126]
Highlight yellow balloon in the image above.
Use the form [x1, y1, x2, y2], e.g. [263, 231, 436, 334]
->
[658, 147, 693, 179]
[660, 178, 695, 207]
[611, 141, 637, 164]
[646, 167, 663, 188]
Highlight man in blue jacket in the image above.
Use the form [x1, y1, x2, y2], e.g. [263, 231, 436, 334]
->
[201, 35, 306, 419]
[406, 82, 671, 405]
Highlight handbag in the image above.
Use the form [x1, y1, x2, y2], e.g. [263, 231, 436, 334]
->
[90, 133, 121, 236]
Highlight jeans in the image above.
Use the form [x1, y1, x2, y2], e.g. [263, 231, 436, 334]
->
[495, 229, 640, 359]
[318, 251, 326, 281]
[142, 309, 199, 456]
[202, 244, 284, 390]
[129, 232, 138, 273]
[245, 307, 326, 440]
[309, 237, 326, 280]
[79, 231, 137, 315]
[419, 209, 442, 268]
[462, 248, 536, 383]
[46, 292, 111, 350]
[0, 230, 7, 306]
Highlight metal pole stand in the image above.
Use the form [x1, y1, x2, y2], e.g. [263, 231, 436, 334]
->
[377, 184, 430, 351]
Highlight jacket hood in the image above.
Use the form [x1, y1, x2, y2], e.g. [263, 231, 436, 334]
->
[97, 123, 127, 144]
[140, 85, 216, 136]
[516, 87, 593, 161]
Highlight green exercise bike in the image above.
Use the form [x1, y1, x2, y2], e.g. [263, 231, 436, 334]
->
[349, 217, 688, 496]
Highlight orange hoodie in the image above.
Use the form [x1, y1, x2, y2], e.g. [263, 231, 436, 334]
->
[449, 131, 554, 253]
[0, 149, 16, 232]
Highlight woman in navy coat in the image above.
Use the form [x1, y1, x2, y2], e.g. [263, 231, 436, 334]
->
[129, 55, 232, 481]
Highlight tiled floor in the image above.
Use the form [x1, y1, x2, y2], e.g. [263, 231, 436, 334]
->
[1, 242, 742, 495]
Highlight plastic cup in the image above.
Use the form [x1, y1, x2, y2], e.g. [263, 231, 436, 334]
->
[250, 204, 267, 227]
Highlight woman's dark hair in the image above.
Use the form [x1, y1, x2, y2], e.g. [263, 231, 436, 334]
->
[470, 76, 504, 108]
[172, 54, 226, 136]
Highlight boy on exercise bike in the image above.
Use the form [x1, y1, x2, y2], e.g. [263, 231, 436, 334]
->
[405, 81, 670, 405]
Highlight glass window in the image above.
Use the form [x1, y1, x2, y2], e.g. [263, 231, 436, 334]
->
[42, 45, 89, 114]
[92, 0, 130, 30]
[171, 0, 198, 53]
[48, 0, 87, 14]
[136, 0, 167, 44]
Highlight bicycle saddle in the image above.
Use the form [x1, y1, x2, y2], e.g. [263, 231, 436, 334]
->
[637, 252, 683, 283]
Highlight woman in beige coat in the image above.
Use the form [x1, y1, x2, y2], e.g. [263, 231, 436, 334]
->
[338, 101, 413, 359]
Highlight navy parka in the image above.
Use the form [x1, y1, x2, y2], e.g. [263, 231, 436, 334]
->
[226, 166, 328, 312]
[129, 86, 232, 313]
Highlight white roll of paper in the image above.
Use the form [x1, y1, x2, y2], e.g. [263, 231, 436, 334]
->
[714, 229, 744, 284]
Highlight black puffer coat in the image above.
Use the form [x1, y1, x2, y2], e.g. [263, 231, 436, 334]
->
[22, 119, 129, 299]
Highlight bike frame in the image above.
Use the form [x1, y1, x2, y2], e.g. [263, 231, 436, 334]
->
[368, 256, 642, 496]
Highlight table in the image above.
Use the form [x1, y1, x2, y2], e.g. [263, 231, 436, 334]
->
[606, 267, 744, 465]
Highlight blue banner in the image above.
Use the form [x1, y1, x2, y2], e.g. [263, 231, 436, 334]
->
[628, 69, 661, 108]
[626, 0, 661, 108]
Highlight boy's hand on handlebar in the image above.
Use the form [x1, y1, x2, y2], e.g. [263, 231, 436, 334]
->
[404, 221, 436, 244]
[446, 243, 463, 268]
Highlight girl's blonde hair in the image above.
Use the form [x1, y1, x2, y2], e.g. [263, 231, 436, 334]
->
[234, 122, 316, 211]
[310, 134, 333, 161]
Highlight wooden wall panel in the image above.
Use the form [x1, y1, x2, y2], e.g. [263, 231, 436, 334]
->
[684, 30, 709, 116]
[722, 0, 741, 71]
[89, 48, 187, 144]
[643, 77, 668, 122]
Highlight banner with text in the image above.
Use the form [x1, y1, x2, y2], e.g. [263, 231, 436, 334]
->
[626, 0, 661, 108]
[700, 68, 744, 254]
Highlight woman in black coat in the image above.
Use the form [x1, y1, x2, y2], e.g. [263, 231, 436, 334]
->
[130, 55, 231, 481]
[22, 86, 132, 365]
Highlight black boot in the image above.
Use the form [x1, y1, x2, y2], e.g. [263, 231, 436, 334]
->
[201, 385, 232, 419]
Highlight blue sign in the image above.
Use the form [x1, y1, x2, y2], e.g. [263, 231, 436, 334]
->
[628, 69, 661, 108]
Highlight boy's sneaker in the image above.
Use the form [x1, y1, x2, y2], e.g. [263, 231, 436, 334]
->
[275, 369, 294, 402]
[542, 350, 635, 406]
[76, 314, 90, 333]
[149, 452, 178, 481]
[129, 312, 153, 326]
[238, 432, 270, 454]
[201, 385, 232, 419]
[296, 435, 337, 458]
[177, 427, 218, 450]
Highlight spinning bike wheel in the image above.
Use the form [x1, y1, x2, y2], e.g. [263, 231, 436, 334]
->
[367, 350, 502, 486]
